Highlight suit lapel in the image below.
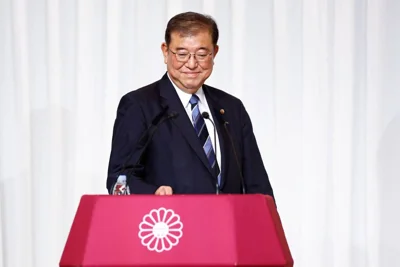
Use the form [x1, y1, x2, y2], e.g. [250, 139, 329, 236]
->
[158, 73, 214, 177]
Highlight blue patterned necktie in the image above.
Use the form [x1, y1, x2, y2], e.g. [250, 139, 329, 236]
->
[189, 94, 221, 186]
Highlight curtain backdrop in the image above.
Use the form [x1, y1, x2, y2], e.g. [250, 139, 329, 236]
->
[1, 0, 399, 266]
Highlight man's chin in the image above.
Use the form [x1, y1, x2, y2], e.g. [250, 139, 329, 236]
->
[182, 82, 202, 92]
[180, 86, 200, 94]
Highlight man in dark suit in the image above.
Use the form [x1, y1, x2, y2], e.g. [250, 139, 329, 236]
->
[107, 12, 274, 198]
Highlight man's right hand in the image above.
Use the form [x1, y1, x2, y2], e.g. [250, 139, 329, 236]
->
[155, 186, 173, 195]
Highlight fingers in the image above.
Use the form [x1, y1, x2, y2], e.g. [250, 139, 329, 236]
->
[155, 186, 173, 196]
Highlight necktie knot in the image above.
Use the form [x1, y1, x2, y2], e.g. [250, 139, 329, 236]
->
[189, 94, 199, 110]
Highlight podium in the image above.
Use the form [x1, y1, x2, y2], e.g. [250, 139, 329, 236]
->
[59, 194, 293, 267]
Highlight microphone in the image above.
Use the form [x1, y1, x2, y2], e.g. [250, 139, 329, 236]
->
[110, 108, 178, 195]
[135, 110, 179, 157]
[133, 111, 178, 166]
[220, 112, 246, 194]
[201, 111, 220, 195]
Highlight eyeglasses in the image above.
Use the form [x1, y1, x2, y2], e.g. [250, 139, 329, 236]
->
[169, 49, 213, 63]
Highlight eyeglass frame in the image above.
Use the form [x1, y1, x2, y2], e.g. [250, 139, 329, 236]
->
[168, 48, 214, 63]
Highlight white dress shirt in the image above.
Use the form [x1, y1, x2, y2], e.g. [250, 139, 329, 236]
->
[167, 73, 222, 173]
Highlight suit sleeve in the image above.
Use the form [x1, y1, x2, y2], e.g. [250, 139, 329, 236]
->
[239, 101, 275, 198]
[107, 94, 158, 194]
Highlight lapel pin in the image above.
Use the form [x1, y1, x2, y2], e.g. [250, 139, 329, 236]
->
[220, 109, 225, 115]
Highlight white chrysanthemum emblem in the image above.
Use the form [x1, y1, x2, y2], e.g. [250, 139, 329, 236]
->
[138, 207, 183, 252]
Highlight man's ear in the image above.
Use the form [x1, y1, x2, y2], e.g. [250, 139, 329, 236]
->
[161, 42, 168, 64]
[213, 45, 219, 58]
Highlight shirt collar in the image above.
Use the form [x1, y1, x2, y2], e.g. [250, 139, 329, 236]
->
[167, 72, 205, 108]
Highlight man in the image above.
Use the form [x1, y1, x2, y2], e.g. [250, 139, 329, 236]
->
[107, 12, 274, 198]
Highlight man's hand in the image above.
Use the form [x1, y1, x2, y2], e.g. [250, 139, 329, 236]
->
[155, 186, 173, 195]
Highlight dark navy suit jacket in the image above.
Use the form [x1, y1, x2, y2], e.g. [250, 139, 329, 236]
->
[107, 73, 274, 197]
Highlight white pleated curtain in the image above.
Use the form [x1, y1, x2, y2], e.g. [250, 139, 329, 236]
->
[1, 0, 399, 266]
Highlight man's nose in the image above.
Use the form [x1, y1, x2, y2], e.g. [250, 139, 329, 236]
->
[185, 54, 198, 69]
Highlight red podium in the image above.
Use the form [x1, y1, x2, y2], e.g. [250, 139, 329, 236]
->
[59, 194, 293, 267]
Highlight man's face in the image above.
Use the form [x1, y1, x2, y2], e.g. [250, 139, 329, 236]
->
[161, 31, 219, 94]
